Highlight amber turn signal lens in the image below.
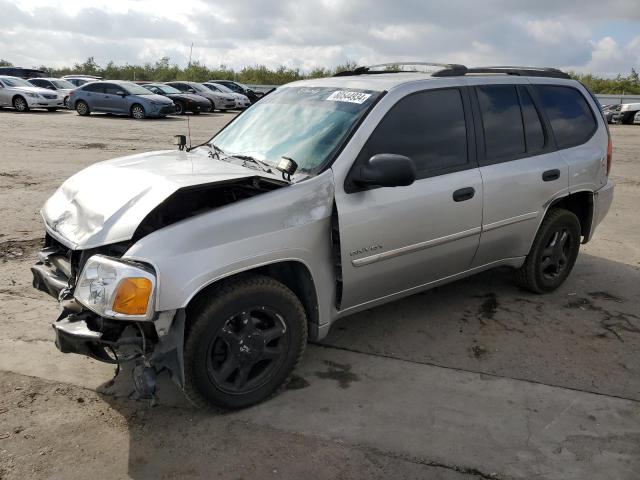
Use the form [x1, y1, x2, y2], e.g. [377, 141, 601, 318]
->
[112, 277, 152, 315]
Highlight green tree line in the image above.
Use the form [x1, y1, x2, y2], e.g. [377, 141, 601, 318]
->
[1, 57, 638, 93]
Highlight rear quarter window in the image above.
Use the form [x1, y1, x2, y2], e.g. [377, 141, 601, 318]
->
[534, 85, 597, 148]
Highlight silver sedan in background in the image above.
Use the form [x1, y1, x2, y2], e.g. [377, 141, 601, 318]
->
[0, 75, 65, 111]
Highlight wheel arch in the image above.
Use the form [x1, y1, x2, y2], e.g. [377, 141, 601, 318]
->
[11, 94, 27, 105]
[185, 259, 321, 340]
[545, 190, 594, 243]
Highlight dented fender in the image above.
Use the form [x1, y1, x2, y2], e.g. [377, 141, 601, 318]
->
[124, 170, 337, 328]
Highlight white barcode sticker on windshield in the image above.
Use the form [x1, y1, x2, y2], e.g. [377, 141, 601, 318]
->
[326, 90, 371, 104]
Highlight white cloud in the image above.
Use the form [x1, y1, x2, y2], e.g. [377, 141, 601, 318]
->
[0, 0, 638, 75]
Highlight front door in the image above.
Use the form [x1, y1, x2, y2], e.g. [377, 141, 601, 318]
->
[101, 83, 129, 113]
[335, 87, 483, 311]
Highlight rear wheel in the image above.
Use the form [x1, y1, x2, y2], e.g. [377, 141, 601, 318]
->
[75, 100, 90, 116]
[13, 96, 29, 112]
[131, 104, 146, 119]
[515, 208, 581, 293]
[183, 274, 307, 410]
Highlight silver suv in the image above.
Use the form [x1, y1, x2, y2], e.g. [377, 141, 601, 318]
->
[32, 63, 614, 409]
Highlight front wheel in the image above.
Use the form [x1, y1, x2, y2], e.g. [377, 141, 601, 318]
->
[13, 96, 29, 112]
[131, 104, 146, 119]
[515, 208, 581, 293]
[183, 274, 307, 410]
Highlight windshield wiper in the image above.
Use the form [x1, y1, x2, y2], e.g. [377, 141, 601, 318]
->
[232, 154, 272, 173]
[208, 143, 225, 160]
[207, 145, 272, 174]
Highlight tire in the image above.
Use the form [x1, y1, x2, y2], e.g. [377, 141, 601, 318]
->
[63, 96, 69, 108]
[47, 108, 57, 112]
[183, 274, 307, 410]
[174, 101, 185, 115]
[131, 103, 146, 119]
[75, 100, 90, 116]
[13, 96, 29, 112]
[515, 208, 581, 293]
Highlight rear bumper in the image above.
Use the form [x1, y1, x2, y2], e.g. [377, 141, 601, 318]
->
[589, 179, 614, 240]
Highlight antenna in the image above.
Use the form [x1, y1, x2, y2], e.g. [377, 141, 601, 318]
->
[186, 42, 194, 150]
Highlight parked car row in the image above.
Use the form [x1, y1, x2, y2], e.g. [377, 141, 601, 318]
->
[0, 74, 263, 118]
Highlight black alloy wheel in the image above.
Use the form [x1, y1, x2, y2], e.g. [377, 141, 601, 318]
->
[206, 307, 289, 394]
[183, 274, 307, 410]
[515, 208, 581, 293]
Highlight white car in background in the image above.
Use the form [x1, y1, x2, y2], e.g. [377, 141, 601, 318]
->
[62, 75, 102, 87]
[28, 77, 76, 107]
[203, 82, 251, 109]
[0, 75, 65, 111]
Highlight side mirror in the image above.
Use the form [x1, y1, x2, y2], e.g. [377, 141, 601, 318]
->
[116, 91, 126, 97]
[350, 154, 416, 189]
[187, 88, 196, 93]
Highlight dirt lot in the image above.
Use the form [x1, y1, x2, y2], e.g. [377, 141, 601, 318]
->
[0, 109, 639, 479]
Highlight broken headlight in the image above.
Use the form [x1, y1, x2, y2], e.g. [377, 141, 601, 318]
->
[74, 255, 156, 321]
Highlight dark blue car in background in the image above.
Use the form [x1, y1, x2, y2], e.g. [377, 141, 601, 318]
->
[68, 80, 175, 119]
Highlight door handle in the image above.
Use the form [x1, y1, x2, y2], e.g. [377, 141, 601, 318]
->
[542, 169, 561, 182]
[453, 187, 475, 202]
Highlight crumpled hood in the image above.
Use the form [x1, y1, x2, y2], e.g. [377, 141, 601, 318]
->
[42, 148, 280, 250]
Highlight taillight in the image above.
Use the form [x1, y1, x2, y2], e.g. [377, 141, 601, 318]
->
[606, 135, 613, 175]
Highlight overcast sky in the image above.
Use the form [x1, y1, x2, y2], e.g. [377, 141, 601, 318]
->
[1, 0, 639, 76]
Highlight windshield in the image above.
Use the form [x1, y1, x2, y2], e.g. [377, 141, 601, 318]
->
[190, 83, 209, 93]
[151, 84, 181, 94]
[51, 79, 74, 89]
[1, 77, 33, 87]
[121, 82, 154, 95]
[211, 86, 381, 175]
[213, 83, 233, 93]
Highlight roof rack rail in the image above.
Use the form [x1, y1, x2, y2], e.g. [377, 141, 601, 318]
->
[333, 62, 467, 77]
[332, 63, 571, 79]
[463, 66, 571, 79]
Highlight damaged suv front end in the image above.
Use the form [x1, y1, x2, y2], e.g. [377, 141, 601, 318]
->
[31, 146, 292, 399]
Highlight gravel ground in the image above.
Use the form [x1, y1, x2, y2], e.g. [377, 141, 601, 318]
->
[0, 109, 639, 479]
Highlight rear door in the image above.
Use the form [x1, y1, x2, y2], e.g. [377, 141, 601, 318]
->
[469, 81, 569, 266]
[335, 87, 483, 310]
[82, 83, 106, 110]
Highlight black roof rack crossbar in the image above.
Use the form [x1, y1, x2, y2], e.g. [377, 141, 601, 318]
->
[334, 62, 467, 77]
[332, 63, 570, 79]
[463, 66, 571, 79]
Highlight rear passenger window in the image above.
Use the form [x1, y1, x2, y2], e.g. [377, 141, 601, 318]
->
[535, 85, 596, 148]
[358, 88, 468, 177]
[82, 83, 104, 93]
[477, 85, 525, 159]
[518, 86, 545, 152]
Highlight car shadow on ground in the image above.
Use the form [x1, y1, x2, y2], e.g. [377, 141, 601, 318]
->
[95, 251, 640, 478]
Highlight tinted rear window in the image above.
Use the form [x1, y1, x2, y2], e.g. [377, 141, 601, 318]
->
[535, 85, 596, 148]
[82, 83, 105, 93]
[477, 85, 525, 159]
[358, 88, 468, 177]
